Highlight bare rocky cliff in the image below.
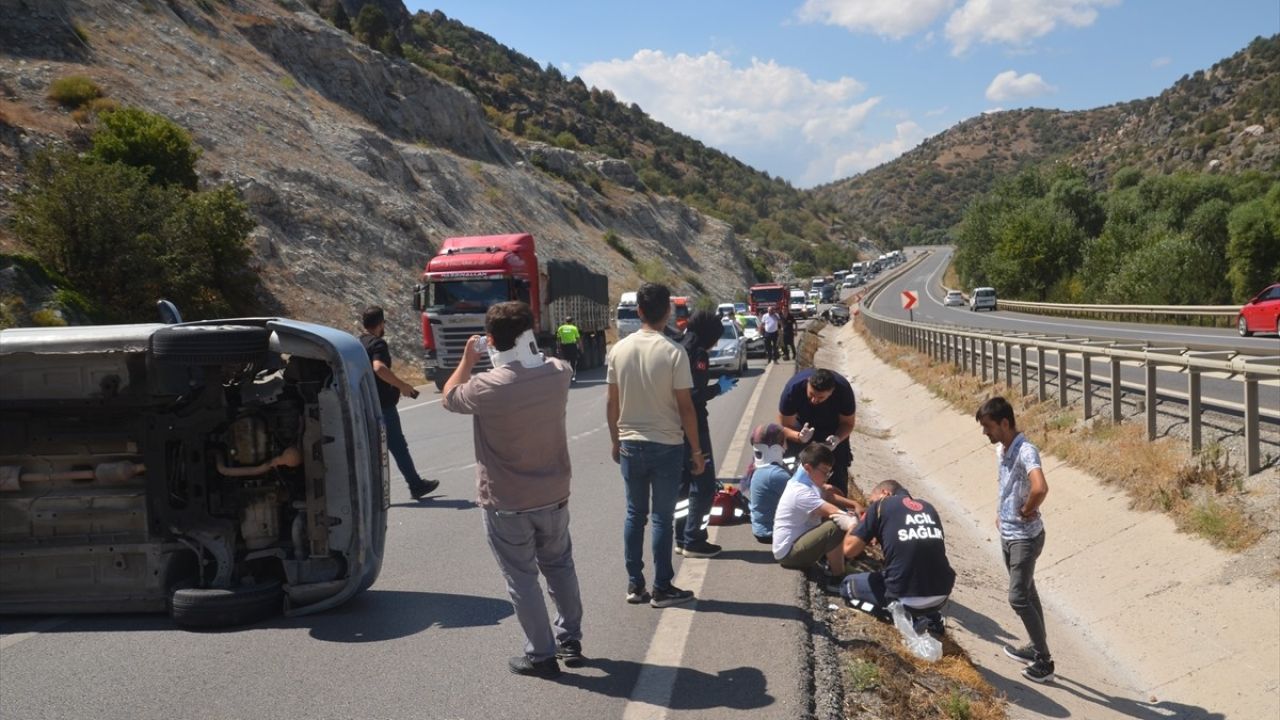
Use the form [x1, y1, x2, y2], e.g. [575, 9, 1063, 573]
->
[0, 0, 754, 364]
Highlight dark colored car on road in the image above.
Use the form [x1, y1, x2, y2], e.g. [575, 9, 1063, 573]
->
[0, 318, 390, 628]
[1237, 283, 1280, 337]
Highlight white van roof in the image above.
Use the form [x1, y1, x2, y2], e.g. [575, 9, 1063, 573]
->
[618, 291, 637, 305]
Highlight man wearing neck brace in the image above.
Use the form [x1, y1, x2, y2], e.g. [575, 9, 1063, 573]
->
[441, 301, 583, 680]
[742, 424, 792, 544]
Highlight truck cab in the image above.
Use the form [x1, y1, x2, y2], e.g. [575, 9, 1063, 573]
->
[413, 234, 609, 390]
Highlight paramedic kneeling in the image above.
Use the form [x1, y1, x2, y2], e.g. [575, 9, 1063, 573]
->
[841, 480, 956, 636]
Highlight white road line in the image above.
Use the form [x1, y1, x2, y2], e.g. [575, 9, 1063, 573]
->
[0, 616, 71, 651]
[621, 362, 775, 720]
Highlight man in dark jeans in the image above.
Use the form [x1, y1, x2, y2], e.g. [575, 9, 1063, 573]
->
[780, 307, 797, 361]
[675, 311, 736, 559]
[606, 283, 705, 609]
[977, 396, 1053, 683]
[360, 306, 438, 500]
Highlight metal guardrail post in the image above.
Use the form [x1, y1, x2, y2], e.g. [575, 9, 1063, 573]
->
[1004, 342, 1013, 388]
[1082, 352, 1094, 419]
[1145, 363, 1158, 441]
[1188, 369, 1202, 454]
[979, 339, 987, 383]
[1244, 375, 1260, 474]
[1019, 345, 1028, 397]
[1110, 357, 1123, 424]
[1058, 349, 1069, 408]
[1037, 348, 1046, 402]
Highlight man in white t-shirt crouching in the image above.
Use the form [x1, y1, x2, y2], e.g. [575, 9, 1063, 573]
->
[771, 443, 862, 577]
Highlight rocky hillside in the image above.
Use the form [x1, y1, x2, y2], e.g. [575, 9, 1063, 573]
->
[817, 34, 1280, 246]
[0, 0, 756, 363]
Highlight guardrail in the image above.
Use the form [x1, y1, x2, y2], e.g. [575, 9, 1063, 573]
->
[862, 260, 1279, 474]
[978, 298, 1239, 327]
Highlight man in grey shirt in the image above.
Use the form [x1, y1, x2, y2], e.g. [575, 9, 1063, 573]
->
[442, 301, 582, 680]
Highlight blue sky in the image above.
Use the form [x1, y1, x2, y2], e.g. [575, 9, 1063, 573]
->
[404, 1, 1279, 187]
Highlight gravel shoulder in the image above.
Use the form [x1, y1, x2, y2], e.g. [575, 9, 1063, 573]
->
[816, 322, 1280, 720]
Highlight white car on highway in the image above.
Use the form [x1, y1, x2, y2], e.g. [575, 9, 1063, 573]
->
[970, 287, 998, 311]
[944, 290, 965, 306]
[709, 318, 748, 376]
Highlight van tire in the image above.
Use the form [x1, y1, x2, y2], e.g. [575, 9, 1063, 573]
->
[170, 580, 284, 629]
[152, 325, 270, 365]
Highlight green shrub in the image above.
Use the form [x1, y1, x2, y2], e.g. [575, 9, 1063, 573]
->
[604, 229, 634, 262]
[92, 107, 201, 190]
[31, 309, 67, 327]
[941, 690, 972, 720]
[47, 76, 102, 109]
[554, 131, 579, 150]
[846, 658, 879, 691]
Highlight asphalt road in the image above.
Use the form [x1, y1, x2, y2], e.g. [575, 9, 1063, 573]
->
[0, 355, 815, 720]
[860, 248, 1280, 420]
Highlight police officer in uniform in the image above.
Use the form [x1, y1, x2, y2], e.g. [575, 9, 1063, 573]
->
[555, 315, 583, 381]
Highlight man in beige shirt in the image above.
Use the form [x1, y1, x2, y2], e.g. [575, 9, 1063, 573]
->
[606, 283, 705, 609]
[442, 301, 581, 680]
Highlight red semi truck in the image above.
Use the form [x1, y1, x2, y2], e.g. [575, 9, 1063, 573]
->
[411, 234, 610, 390]
[748, 283, 787, 315]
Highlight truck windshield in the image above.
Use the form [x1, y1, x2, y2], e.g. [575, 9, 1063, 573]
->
[750, 288, 785, 306]
[617, 306, 638, 320]
[427, 279, 511, 313]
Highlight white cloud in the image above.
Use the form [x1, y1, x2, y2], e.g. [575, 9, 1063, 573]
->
[579, 50, 883, 184]
[828, 121, 928, 178]
[984, 70, 1055, 101]
[796, 0, 954, 39]
[925, 105, 950, 116]
[1151, 56, 1171, 68]
[946, 0, 1119, 55]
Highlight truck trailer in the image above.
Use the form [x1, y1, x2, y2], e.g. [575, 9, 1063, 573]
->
[412, 234, 610, 390]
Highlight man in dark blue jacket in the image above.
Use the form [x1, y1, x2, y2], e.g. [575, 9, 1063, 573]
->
[841, 480, 956, 636]
[675, 311, 736, 558]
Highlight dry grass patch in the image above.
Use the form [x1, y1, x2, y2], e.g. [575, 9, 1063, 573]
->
[834, 608, 1006, 720]
[855, 320, 1261, 551]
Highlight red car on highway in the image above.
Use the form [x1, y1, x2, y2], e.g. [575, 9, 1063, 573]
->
[1237, 282, 1280, 336]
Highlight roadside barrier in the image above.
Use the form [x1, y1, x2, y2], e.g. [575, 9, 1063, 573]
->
[860, 258, 1280, 474]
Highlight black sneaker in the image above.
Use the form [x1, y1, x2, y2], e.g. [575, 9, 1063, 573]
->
[650, 584, 695, 608]
[508, 655, 561, 679]
[679, 541, 722, 558]
[556, 639, 585, 668]
[625, 584, 651, 605]
[1003, 644, 1037, 664]
[410, 478, 440, 500]
[1022, 656, 1055, 683]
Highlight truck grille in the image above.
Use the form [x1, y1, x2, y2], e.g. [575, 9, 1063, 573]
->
[431, 318, 492, 370]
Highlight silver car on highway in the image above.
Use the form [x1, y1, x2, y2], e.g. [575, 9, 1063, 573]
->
[0, 318, 389, 628]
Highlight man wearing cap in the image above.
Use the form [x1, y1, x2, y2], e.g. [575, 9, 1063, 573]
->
[555, 315, 582, 382]
[744, 423, 792, 544]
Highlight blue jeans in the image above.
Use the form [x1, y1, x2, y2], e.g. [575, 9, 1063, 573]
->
[844, 572, 946, 631]
[382, 404, 421, 488]
[620, 440, 684, 591]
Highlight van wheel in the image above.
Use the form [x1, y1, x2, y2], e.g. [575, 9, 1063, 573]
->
[152, 325, 270, 365]
[434, 374, 448, 392]
[170, 580, 284, 629]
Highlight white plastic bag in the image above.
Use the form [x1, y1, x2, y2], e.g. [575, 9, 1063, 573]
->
[889, 601, 942, 662]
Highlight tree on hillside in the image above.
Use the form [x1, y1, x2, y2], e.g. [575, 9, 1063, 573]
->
[353, 4, 394, 52]
[91, 107, 201, 190]
[1226, 185, 1280, 302]
[13, 109, 259, 322]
